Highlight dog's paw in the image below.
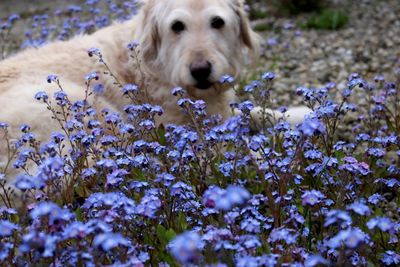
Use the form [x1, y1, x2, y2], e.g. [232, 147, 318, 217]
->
[283, 106, 313, 126]
[234, 106, 312, 129]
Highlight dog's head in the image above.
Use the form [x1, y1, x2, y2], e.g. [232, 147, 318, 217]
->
[136, 0, 260, 94]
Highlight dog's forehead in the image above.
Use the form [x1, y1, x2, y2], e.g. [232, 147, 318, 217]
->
[161, 0, 231, 13]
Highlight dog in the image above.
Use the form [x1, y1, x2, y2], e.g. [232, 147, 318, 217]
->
[0, 0, 309, 205]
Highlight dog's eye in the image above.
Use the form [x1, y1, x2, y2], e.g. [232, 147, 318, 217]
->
[211, 16, 225, 29]
[171, 20, 186, 34]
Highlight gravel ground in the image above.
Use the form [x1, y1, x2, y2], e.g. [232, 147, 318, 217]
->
[255, 0, 400, 105]
[1, 0, 399, 106]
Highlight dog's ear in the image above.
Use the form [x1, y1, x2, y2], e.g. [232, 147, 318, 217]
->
[232, 0, 260, 62]
[137, 0, 160, 64]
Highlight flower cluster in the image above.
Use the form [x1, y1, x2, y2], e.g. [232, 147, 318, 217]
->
[0, 1, 399, 266]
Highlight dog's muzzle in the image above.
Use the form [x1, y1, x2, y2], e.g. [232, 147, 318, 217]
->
[190, 60, 213, 89]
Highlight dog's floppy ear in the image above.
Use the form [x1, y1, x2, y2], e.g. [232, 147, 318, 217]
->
[137, 0, 160, 64]
[231, 0, 260, 62]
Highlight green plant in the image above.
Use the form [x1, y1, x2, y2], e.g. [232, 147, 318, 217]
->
[270, 0, 328, 15]
[302, 9, 349, 30]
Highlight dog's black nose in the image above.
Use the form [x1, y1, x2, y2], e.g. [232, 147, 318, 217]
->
[190, 60, 212, 83]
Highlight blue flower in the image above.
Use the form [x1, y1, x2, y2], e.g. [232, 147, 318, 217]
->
[381, 251, 400, 266]
[249, 134, 269, 151]
[136, 190, 161, 218]
[30, 202, 74, 225]
[54, 90, 69, 106]
[367, 217, 393, 232]
[46, 74, 59, 83]
[236, 255, 259, 267]
[347, 200, 370, 216]
[0, 220, 19, 237]
[324, 209, 352, 228]
[0, 122, 8, 129]
[122, 83, 139, 95]
[169, 231, 204, 264]
[368, 193, 383, 204]
[0, 242, 13, 261]
[327, 227, 369, 249]
[304, 255, 329, 267]
[304, 149, 323, 160]
[215, 185, 251, 211]
[299, 116, 326, 136]
[171, 87, 186, 96]
[219, 162, 234, 177]
[35, 91, 49, 102]
[240, 218, 261, 233]
[93, 233, 129, 251]
[302, 190, 325, 206]
[14, 174, 45, 190]
[87, 47, 102, 58]
[268, 227, 298, 244]
[91, 83, 104, 94]
[219, 74, 235, 84]
[19, 231, 59, 257]
[84, 71, 99, 82]
[262, 71, 275, 80]
[81, 168, 97, 179]
[367, 147, 386, 158]
[127, 41, 139, 50]
[155, 172, 175, 187]
[8, 14, 20, 24]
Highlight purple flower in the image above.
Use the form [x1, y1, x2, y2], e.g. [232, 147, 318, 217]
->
[169, 231, 204, 264]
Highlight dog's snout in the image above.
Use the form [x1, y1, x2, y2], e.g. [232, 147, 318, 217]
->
[190, 60, 212, 83]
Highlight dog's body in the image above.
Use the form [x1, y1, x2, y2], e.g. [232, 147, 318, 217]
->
[0, 0, 258, 139]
